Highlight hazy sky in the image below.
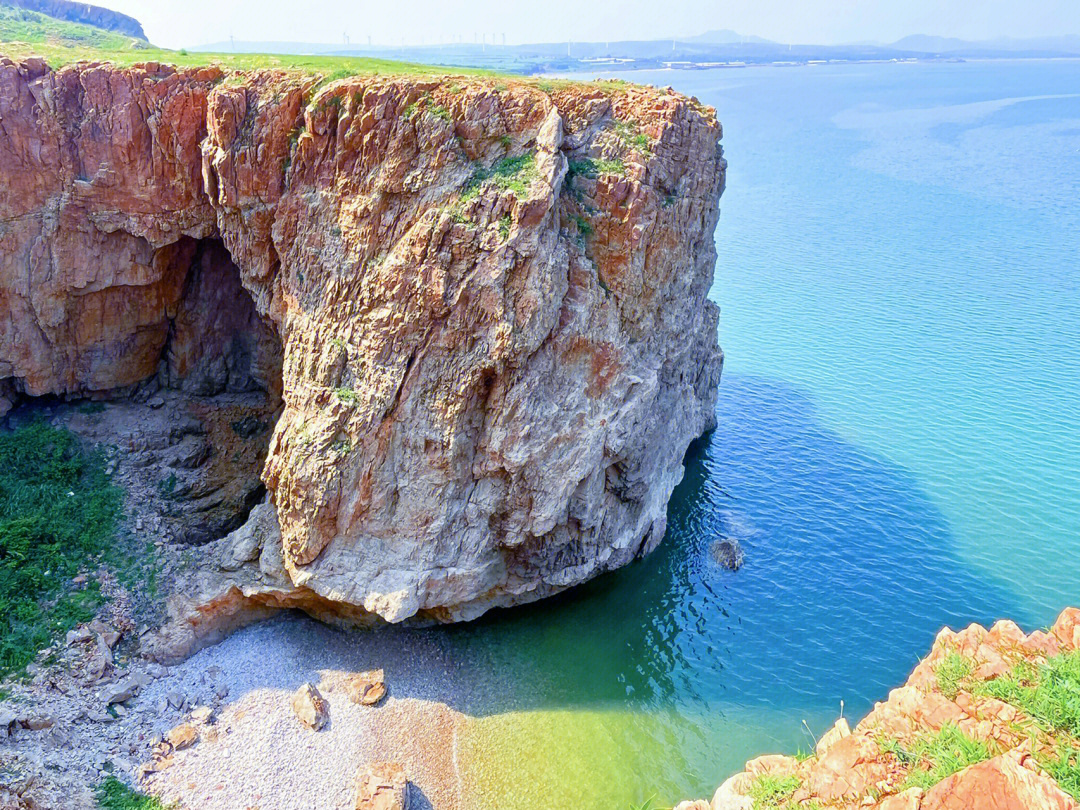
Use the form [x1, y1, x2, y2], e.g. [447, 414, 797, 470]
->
[94, 0, 1080, 50]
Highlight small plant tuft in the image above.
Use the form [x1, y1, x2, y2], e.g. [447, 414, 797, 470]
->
[974, 650, 1080, 737]
[567, 157, 626, 180]
[747, 774, 800, 809]
[934, 650, 975, 699]
[334, 387, 359, 405]
[1040, 741, 1080, 800]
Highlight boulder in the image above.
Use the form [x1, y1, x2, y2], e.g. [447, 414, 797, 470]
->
[347, 670, 387, 706]
[710, 538, 744, 571]
[165, 723, 197, 751]
[102, 672, 152, 705]
[355, 762, 409, 810]
[921, 748, 1078, 809]
[815, 716, 851, 757]
[291, 683, 329, 731]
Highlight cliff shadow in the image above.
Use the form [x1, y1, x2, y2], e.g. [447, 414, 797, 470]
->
[425, 372, 1032, 720]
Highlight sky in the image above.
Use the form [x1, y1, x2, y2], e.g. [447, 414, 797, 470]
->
[93, 0, 1080, 50]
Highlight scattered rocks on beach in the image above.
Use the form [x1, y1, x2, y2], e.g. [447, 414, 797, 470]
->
[355, 761, 410, 810]
[347, 670, 387, 706]
[292, 682, 330, 731]
[165, 723, 197, 751]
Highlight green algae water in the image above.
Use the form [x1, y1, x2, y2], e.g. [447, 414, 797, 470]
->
[439, 60, 1080, 807]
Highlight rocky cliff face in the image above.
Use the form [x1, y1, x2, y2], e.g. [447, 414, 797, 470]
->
[0, 57, 725, 643]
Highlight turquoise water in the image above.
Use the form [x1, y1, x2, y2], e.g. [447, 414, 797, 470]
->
[450, 60, 1080, 808]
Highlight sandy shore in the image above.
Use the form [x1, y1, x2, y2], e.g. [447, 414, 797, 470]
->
[138, 614, 475, 810]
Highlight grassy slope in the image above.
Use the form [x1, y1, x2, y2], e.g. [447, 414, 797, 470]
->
[0, 4, 140, 51]
[0, 6, 501, 76]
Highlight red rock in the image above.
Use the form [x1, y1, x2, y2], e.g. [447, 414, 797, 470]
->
[921, 748, 1079, 810]
[1052, 608, 1080, 650]
[877, 787, 924, 810]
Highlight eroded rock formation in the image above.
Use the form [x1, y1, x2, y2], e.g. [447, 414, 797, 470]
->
[0, 57, 725, 644]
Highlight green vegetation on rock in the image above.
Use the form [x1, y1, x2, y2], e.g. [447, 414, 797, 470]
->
[975, 650, 1080, 737]
[567, 157, 626, 180]
[0, 422, 122, 677]
[934, 649, 975, 699]
[96, 776, 173, 810]
[747, 773, 801, 809]
[460, 153, 538, 202]
[879, 723, 991, 791]
[1040, 741, 1080, 800]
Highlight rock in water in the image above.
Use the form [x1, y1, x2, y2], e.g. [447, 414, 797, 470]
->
[355, 762, 409, 810]
[710, 538, 745, 571]
[346, 670, 387, 706]
[291, 683, 329, 731]
[0, 61, 727, 648]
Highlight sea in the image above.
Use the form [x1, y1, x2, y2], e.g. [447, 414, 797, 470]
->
[448, 58, 1080, 808]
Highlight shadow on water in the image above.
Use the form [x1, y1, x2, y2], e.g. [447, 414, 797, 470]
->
[439, 372, 1031, 724]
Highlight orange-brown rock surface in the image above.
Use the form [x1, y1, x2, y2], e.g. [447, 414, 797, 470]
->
[696, 608, 1080, 810]
[0, 58, 726, 639]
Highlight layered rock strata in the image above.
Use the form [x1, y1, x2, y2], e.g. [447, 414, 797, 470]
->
[685, 608, 1080, 810]
[0, 57, 725, 645]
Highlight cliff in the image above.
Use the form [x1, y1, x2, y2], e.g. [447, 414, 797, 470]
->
[683, 608, 1080, 810]
[0, 58, 725, 648]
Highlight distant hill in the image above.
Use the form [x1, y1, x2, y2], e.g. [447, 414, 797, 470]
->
[892, 33, 1080, 55]
[1, 0, 145, 40]
[189, 28, 1080, 75]
[683, 29, 775, 45]
[0, 2, 146, 50]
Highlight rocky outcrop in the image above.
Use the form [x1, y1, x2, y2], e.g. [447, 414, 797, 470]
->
[691, 608, 1080, 810]
[0, 57, 725, 642]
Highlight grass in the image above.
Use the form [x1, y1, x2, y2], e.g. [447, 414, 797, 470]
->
[567, 157, 626, 180]
[498, 215, 512, 241]
[573, 214, 593, 240]
[934, 649, 975, 699]
[974, 650, 1080, 737]
[460, 153, 537, 202]
[747, 774, 800, 809]
[1039, 742, 1080, 800]
[0, 422, 123, 677]
[879, 723, 991, 791]
[0, 5, 141, 51]
[96, 776, 173, 810]
[1, 30, 503, 77]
